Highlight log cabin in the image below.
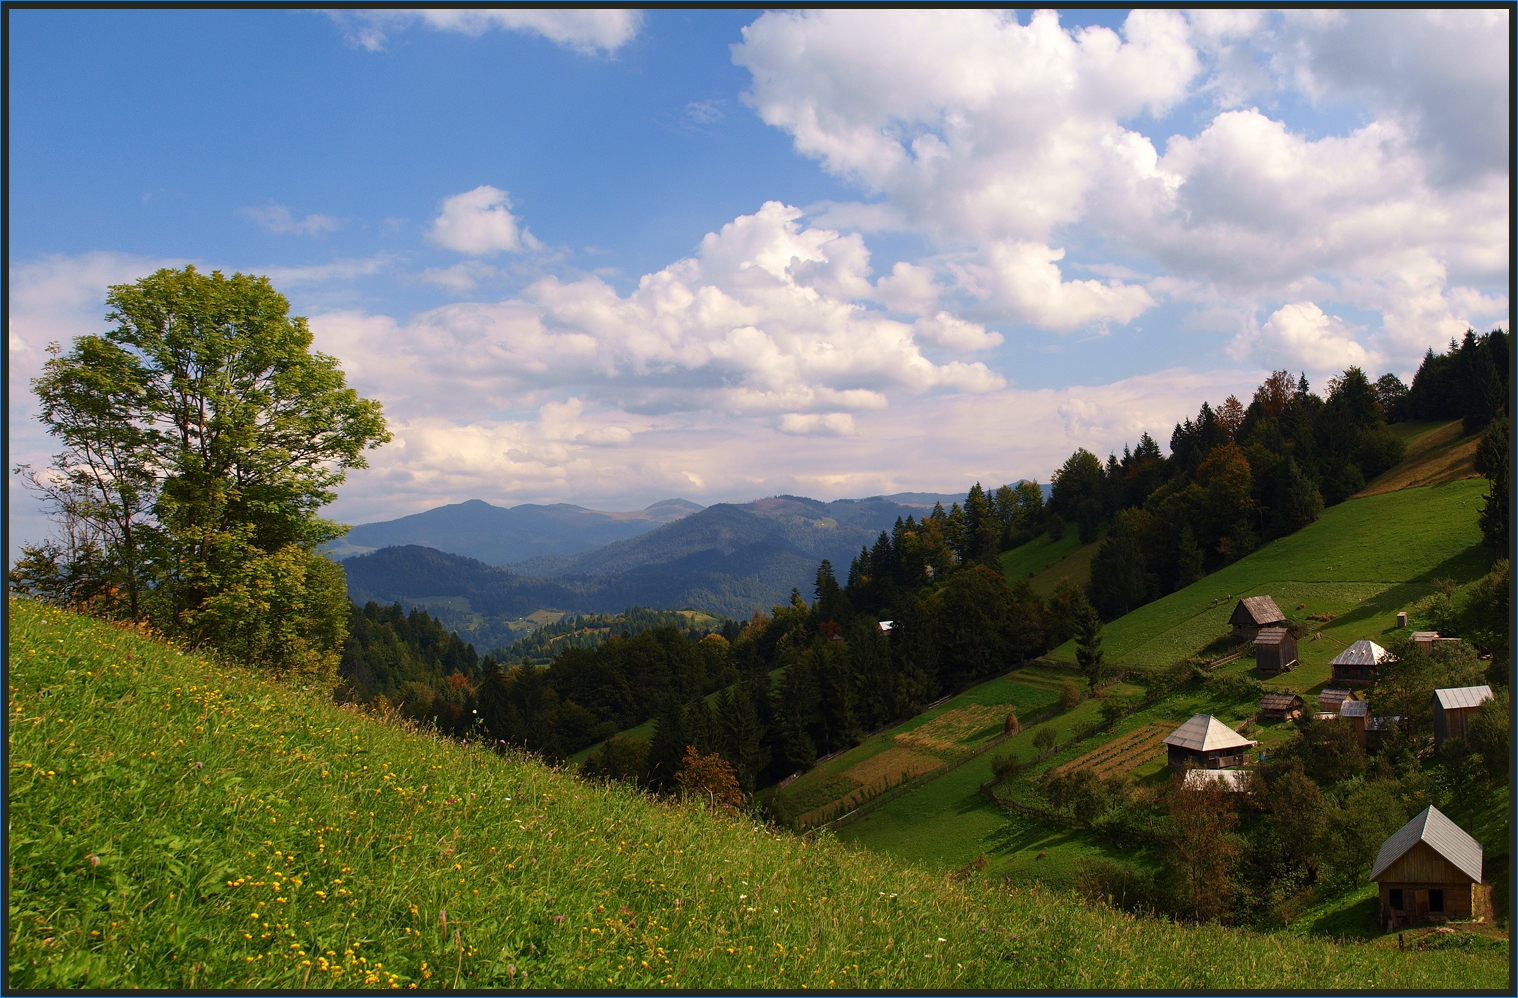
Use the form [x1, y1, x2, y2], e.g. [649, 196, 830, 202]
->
[1372, 805, 1484, 928]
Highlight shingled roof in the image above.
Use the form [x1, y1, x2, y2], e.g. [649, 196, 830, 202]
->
[1259, 693, 1303, 711]
[1329, 639, 1396, 667]
[1255, 626, 1290, 646]
[1370, 805, 1483, 883]
[1435, 686, 1493, 710]
[1232, 595, 1285, 625]
[1164, 714, 1255, 752]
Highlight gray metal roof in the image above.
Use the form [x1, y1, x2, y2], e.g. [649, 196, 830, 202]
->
[1369, 805, 1483, 883]
[1435, 685, 1493, 710]
[1329, 639, 1396, 667]
[1164, 714, 1256, 752]
[1233, 595, 1285, 625]
[1254, 627, 1290, 646]
[1340, 700, 1369, 718]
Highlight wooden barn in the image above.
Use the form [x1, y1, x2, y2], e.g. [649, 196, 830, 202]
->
[1340, 698, 1369, 748]
[1318, 688, 1354, 715]
[1164, 714, 1255, 771]
[1259, 692, 1304, 722]
[1372, 805, 1484, 927]
[1329, 639, 1395, 686]
[1230, 595, 1286, 642]
[1253, 627, 1297, 674]
[1433, 686, 1494, 750]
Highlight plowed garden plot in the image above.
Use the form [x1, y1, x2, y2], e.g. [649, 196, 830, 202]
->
[1052, 722, 1174, 779]
[894, 704, 1008, 755]
[793, 748, 946, 830]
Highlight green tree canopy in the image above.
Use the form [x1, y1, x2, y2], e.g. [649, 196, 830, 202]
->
[15, 266, 390, 682]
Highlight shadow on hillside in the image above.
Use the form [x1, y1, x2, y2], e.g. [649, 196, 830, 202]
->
[1318, 544, 1493, 637]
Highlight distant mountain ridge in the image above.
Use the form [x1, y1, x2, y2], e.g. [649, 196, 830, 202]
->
[341, 492, 968, 620]
[326, 497, 703, 564]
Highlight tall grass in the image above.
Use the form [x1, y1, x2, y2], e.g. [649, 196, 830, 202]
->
[7, 597, 1506, 989]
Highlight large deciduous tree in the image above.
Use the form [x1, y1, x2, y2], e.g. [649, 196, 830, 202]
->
[14, 266, 389, 683]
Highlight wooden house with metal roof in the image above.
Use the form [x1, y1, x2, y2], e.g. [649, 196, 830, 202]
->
[1372, 805, 1484, 927]
[1433, 685, 1493, 750]
[1230, 595, 1285, 642]
[1329, 639, 1394, 686]
[1163, 714, 1255, 771]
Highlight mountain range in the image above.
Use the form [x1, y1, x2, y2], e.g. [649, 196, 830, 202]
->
[325, 497, 704, 564]
[340, 492, 972, 621]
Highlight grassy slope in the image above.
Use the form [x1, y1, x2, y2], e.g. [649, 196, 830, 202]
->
[1045, 478, 1489, 671]
[998, 523, 1081, 581]
[1360, 420, 1481, 497]
[10, 599, 1506, 990]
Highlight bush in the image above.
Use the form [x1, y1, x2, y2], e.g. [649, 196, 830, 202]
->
[1077, 859, 1161, 915]
[991, 753, 1022, 782]
[1032, 727, 1058, 754]
[1058, 681, 1082, 711]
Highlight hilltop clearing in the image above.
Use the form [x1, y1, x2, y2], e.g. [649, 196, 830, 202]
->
[1045, 478, 1488, 672]
[7, 597, 1506, 990]
[1358, 420, 1481, 497]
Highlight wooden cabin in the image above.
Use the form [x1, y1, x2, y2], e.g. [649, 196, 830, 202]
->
[1329, 639, 1394, 686]
[1253, 627, 1297, 675]
[1164, 714, 1255, 771]
[1412, 631, 1464, 656]
[1340, 698, 1369, 748]
[1318, 688, 1354, 716]
[1372, 805, 1484, 928]
[1433, 686, 1494, 750]
[1230, 595, 1286, 642]
[1259, 692, 1304, 722]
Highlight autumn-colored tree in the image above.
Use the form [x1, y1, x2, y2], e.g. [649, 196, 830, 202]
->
[675, 745, 745, 810]
[1162, 778, 1241, 923]
[1217, 394, 1245, 438]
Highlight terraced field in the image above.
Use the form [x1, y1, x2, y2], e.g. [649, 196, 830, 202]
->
[1053, 722, 1174, 779]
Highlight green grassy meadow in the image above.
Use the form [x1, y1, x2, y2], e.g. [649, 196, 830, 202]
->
[1045, 478, 1489, 671]
[998, 522, 1082, 581]
[11, 596, 1506, 989]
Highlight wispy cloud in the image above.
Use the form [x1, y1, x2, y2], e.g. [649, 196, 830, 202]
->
[330, 9, 642, 55]
[238, 202, 343, 236]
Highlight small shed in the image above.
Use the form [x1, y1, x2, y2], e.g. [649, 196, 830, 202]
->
[1259, 692, 1305, 722]
[1253, 627, 1298, 674]
[1318, 688, 1355, 715]
[1372, 805, 1484, 927]
[1340, 698, 1369, 748]
[1433, 686, 1494, 750]
[1182, 769, 1251, 792]
[1329, 639, 1395, 686]
[1164, 714, 1256, 771]
[1230, 595, 1286, 642]
[1411, 631, 1439, 653]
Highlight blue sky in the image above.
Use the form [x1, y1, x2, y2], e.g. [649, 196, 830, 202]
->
[8, 9, 1510, 552]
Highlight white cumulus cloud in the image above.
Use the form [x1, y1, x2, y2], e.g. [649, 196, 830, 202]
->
[427, 186, 540, 256]
[1232, 302, 1383, 374]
